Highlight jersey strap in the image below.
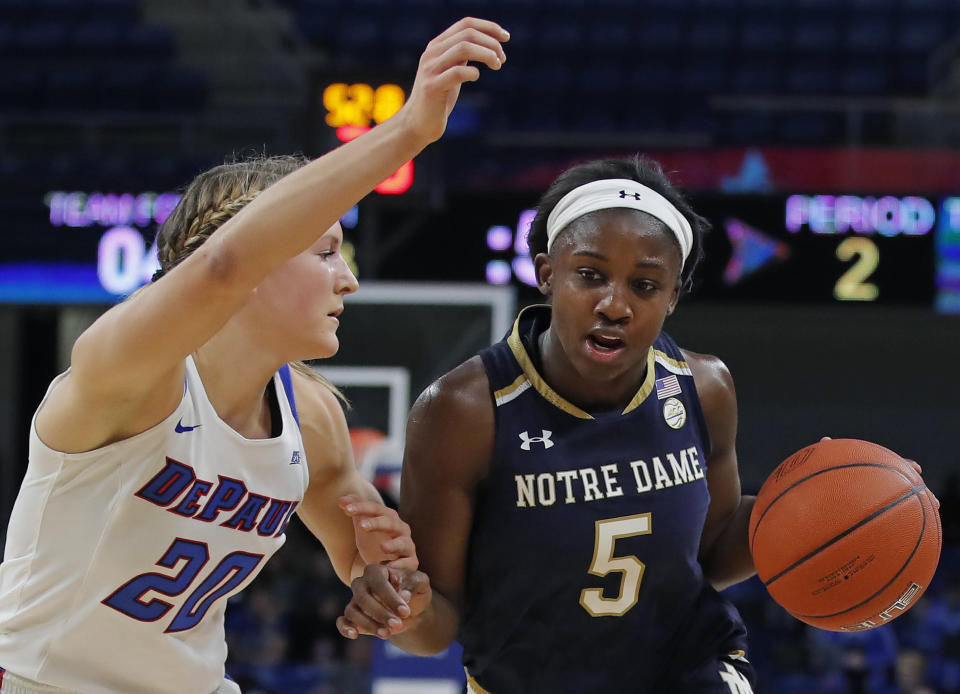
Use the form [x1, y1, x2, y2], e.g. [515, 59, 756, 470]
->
[277, 364, 300, 426]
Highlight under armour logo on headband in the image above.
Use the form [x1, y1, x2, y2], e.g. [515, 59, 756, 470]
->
[546, 178, 693, 262]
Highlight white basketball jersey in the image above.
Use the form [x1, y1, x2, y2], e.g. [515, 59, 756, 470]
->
[0, 357, 309, 694]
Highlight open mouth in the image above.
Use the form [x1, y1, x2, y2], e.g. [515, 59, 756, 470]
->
[587, 333, 625, 356]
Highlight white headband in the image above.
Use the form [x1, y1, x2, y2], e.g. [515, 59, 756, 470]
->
[545, 178, 693, 264]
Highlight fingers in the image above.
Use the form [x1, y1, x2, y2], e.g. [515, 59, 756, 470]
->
[338, 566, 430, 640]
[387, 555, 419, 572]
[337, 615, 360, 639]
[431, 17, 510, 47]
[398, 567, 432, 598]
[339, 496, 392, 518]
[430, 26, 507, 67]
[432, 39, 503, 74]
[381, 535, 415, 558]
[344, 567, 409, 636]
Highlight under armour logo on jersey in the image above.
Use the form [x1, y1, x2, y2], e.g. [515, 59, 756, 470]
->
[290, 451, 301, 465]
[519, 430, 554, 450]
[619, 189, 641, 200]
[719, 662, 754, 694]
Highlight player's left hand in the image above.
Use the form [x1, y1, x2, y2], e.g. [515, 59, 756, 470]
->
[819, 437, 940, 510]
[339, 494, 418, 570]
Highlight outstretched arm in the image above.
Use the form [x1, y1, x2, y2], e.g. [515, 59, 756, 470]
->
[685, 350, 757, 591]
[294, 372, 416, 585]
[337, 356, 495, 656]
[39, 17, 510, 456]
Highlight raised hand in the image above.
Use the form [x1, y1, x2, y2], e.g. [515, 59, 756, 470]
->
[339, 494, 418, 570]
[399, 17, 509, 144]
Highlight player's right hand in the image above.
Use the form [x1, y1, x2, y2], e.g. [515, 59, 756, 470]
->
[399, 17, 509, 145]
[337, 564, 433, 640]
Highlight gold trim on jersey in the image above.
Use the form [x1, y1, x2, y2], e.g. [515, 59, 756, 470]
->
[505, 306, 656, 418]
[466, 669, 493, 694]
[493, 373, 532, 407]
[653, 349, 692, 376]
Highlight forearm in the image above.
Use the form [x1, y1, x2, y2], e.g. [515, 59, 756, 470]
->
[218, 114, 427, 280]
[700, 495, 757, 591]
[390, 590, 460, 657]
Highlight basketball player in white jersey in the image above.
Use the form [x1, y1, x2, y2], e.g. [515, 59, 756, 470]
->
[0, 17, 509, 694]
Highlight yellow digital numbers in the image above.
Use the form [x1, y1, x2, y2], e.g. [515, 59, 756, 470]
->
[323, 83, 405, 128]
[834, 237, 880, 302]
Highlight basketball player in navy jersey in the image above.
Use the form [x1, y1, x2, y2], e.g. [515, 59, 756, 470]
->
[338, 156, 759, 693]
[0, 18, 509, 694]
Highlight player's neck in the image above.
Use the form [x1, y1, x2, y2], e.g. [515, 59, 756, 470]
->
[538, 329, 648, 412]
[192, 332, 280, 440]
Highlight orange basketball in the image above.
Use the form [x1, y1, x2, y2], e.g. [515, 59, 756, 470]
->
[749, 438, 941, 632]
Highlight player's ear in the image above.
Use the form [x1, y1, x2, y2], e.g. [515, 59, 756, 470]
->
[534, 253, 553, 297]
[666, 280, 680, 315]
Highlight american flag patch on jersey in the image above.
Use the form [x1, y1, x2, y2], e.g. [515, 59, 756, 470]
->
[656, 374, 682, 399]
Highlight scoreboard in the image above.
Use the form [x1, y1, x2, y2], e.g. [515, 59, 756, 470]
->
[2, 187, 959, 312]
[469, 192, 959, 311]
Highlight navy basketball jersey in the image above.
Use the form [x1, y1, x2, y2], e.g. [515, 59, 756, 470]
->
[462, 306, 747, 693]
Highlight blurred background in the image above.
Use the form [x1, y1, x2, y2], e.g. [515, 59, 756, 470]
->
[2, 0, 960, 691]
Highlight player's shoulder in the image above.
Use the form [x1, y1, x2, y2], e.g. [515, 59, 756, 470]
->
[289, 366, 348, 440]
[407, 356, 494, 481]
[414, 356, 490, 419]
[679, 348, 736, 405]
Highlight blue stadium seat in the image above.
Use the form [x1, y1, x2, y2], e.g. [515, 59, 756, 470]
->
[99, 66, 156, 111]
[538, 21, 583, 55]
[88, 0, 139, 25]
[897, 20, 945, 54]
[146, 68, 208, 112]
[124, 24, 174, 61]
[785, 61, 838, 94]
[892, 56, 930, 94]
[45, 67, 98, 110]
[0, 21, 13, 57]
[69, 20, 124, 58]
[679, 59, 729, 94]
[778, 112, 841, 143]
[740, 20, 787, 54]
[842, 62, 888, 95]
[587, 21, 631, 56]
[688, 21, 735, 53]
[846, 19, 892, 55]
[849, 0, 896, 10]
[722, 112, 777, 144]
[627, 63, 676, 94]
[790, 21, 842, 54]
[574, 61, 623, 100]
[693, 0, 740, 10]
[15, 21, 70, 60]
[637, 20, 683, 54]
[731, 63, 781, 94]
[386, 18, 432, 48]
[0, 67, 43, 110]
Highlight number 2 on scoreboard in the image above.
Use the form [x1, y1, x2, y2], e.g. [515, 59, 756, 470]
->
[580, 513, 651, 617]
[834, 237, 879, 302]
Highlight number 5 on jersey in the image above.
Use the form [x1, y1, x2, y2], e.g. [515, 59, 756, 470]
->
[580, 513, 651, 617]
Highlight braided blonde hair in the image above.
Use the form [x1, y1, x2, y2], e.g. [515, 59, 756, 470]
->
[154, 154, 347, 403]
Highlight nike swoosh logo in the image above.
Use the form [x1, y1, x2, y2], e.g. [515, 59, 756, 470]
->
[175, 418, 201, 433]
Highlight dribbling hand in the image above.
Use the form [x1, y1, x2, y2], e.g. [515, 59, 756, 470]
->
[399, 17, 509, 145]
[819, 436, 940, 509]
[336, 564, 433, 640]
